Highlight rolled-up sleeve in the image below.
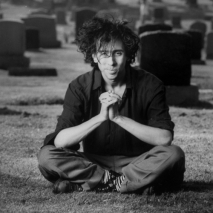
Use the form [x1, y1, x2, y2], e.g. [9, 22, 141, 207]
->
[43, 82, 85, 149]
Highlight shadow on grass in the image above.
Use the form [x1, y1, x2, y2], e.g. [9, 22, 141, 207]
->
[170, 100, 213, 109]
[181, 181, 213, 192]
[9, 97, 64, 105]
[1, 171, 213, 195]
[0, 107, 43, 117]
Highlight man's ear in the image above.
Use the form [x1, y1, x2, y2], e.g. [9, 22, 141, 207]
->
[92, 54, 98, 63]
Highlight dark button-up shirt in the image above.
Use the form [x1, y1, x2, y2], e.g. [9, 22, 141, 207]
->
[43, 66, 174, 156]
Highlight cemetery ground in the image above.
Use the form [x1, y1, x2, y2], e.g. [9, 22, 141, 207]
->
[0, 3, 213, 213]
[0, 44, 213, 213]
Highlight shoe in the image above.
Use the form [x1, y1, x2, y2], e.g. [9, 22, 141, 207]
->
[53, 179, 83, 194]
[94, 170, 125, 193]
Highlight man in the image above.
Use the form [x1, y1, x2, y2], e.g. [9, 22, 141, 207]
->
[38, 17, 185, 194]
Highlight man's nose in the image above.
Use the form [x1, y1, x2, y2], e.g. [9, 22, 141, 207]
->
[107, 55, 116, 65]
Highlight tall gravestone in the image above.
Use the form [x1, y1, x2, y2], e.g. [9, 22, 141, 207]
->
[0, 20, 30, 69]
[172, 16, 182, 29]
[22, 15, 61, 48]
[140, 31, 191, 86]
[190, 21, 207, 47]
[186, 30, 204, 64]
[152, 7, 167, 23]
[139, 31, 198, 106]
[138, 23, 172, 35]
[75, 8, 97, 39]
[206, 31, 213, 59]
[25, 27, 40, 50]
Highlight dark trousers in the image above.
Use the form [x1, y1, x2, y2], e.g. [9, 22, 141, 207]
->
[38, 145, 185, 193]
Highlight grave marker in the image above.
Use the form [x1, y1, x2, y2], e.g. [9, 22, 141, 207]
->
[186, 30, 205, 64]
[0, 20, 30, 69]
[206, 31, 213, 59]
[171, 16, 182, 29]
[75, 8, 97, 39]
[152, 7, 167, 23]
[22, 15, 61, 48]
[140, 31, 198, 106]
[190, 20, 207, 47]
[139, 31, 191, 86]
[25, 27, 40, 50]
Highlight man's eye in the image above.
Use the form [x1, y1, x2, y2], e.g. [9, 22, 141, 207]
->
[100, 52, 108, 56]
[115, 51, 123, 56]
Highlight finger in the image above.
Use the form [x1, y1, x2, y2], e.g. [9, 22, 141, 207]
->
[100, 98, 117, 107]
[109, 93, 122, 101]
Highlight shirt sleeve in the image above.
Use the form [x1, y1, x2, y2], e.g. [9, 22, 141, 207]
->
[43, 82, 85, 149]
[147, 82, 174, 135]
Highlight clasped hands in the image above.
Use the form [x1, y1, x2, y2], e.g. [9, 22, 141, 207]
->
[99, 90, 121, 122]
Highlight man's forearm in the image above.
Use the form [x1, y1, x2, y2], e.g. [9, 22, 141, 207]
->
[113, 116, 173, 146]
[54, 114, 104, 148]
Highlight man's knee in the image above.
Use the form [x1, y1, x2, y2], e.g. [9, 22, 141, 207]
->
[38, 145, 55, 168]
[169, 145, 185, 163]
[167, 145, 185, 174]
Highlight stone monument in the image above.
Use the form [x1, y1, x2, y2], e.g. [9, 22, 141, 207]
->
[139, 31, 198, 106]
[0, 20, 30, 69]
[22, 15, 61, 48]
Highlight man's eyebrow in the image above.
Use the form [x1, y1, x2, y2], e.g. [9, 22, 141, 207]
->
[98, 49, 124, 52]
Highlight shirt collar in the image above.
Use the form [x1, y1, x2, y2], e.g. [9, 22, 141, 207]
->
[92, 65, 133, 91]
[92, 68, 102, 90]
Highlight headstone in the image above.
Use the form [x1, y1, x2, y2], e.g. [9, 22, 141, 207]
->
[152, 7, 167, 23]
[75, 8, 97, 39]
[0, 20, 30, 69]
[206, 31, 213, 59]
[56, 9, 67, 25]
[189, 21, 207, 46]
[171, 16, 182, 29]
[212, 18, 213, 29]
[186, 30, 205, 64]
[139, 31, 191, 86]
[22, 15, 61, 48]
[138, 23, 172, 35]
[25, 27, 40, 50]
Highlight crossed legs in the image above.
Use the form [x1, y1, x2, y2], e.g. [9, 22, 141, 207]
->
[38, 145, 185, 193]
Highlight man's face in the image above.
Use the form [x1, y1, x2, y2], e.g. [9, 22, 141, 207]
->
[92, 40, 127, 83]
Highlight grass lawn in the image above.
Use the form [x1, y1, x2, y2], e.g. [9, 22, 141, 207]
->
[0, 2, 213, 213]
[0, 48, 213, 213]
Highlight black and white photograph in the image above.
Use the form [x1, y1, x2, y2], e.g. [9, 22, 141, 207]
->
[0, 0, 213, 212]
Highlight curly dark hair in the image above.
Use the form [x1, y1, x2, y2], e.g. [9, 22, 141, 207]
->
[75, 17, 140, 67]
